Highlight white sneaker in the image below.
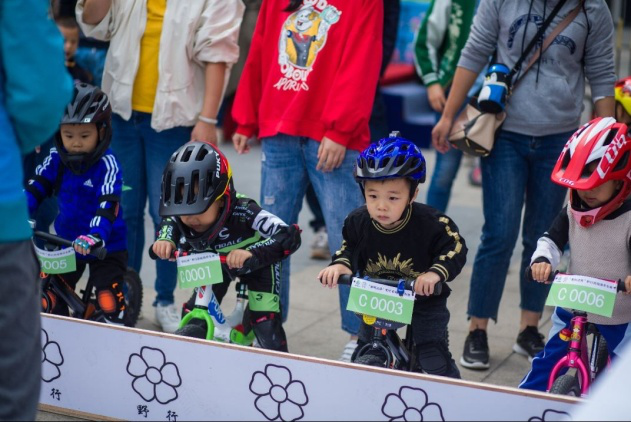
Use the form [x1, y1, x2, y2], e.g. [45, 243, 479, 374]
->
[155, 303, 181, 333]
[310, 227, 329, 260]
[339, 339, 358, 362]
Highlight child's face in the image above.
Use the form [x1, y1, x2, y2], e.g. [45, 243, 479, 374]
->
[615, 103, 631, 126]
[60, 123, 99, 154]
[577, 161, 622, 208]
[180, 199, 224, 234]
[364, 178, 418, 229]
[59, 25, 79, 61]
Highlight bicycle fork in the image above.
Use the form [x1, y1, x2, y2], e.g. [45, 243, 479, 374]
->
[547, 314, 590, 396]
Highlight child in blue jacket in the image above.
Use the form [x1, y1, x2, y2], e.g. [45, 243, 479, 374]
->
[26, 82, 127, 324]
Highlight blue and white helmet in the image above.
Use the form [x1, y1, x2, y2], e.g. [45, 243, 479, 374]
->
[355, 132, 426, 194]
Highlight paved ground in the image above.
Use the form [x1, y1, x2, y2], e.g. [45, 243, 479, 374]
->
[38, 137, 555, 420]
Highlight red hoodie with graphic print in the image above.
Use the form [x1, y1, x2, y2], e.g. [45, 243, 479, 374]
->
[232, 0, 383, 152]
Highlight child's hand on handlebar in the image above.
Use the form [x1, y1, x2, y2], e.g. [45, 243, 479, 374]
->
[318, 264, 351, 288]
[531, 262, 553, 283]
[152, 240, 176, 261]
[414, 272, 441, 296]
[225, 249, 253, 269]
[73, 234, 103, 256]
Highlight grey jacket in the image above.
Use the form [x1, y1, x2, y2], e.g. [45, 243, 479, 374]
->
[458, 0, 615, 136]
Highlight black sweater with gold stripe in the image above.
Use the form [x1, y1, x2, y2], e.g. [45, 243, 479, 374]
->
[332, 203, 467, 302]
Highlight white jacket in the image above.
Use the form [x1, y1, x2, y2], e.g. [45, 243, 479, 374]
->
[76, 0, 244, 131]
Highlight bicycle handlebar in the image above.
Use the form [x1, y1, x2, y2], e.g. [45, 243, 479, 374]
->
[336, 274, 443, 296]
[33, 230, 107, 260]
[526, 268, 627, 293]
[147, 246, 261, 276]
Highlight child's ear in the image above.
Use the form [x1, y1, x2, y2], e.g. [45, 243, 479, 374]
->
[99, 126, 106, 140]
[410, 186, 420, 204]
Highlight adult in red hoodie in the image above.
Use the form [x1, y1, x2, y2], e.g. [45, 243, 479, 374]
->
[232, 0, 383, 359]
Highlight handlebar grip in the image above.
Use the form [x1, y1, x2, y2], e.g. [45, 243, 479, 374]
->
[34, 230, 107, 260]
[337, 274, 352, 285]
[148, 246, 159, 260]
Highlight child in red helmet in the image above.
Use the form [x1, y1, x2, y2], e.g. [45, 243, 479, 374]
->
[520, 117, 631, 392]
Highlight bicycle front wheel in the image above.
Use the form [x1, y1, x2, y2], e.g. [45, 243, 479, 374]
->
[549, 374, 581, 396]
[123, 268, 143, 327]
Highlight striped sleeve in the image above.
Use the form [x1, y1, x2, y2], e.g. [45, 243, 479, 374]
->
[89, 154, 122, 241]
[428, 215, 467, 282]
[413, 0, 450, 87]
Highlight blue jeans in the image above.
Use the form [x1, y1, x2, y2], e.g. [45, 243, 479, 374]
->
[111, 112, 192, 306]
[467, 129, 573, 320]
[425, 146, 464, 212]
[261, 134, 363, 334]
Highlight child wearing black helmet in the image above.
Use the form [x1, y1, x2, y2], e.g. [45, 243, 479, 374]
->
[25, 82, 128, 324]
[318, 132, 467, 378]
[151, 141, 301, 352]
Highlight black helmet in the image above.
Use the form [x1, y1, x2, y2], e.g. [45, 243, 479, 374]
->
[54, 82, 112, 174]
[160, 141, 236, 250]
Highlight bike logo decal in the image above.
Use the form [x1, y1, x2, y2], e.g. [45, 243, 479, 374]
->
[528, 409, 571, 421]
[41, 329, 64, 383]
[381, 386, 445, 421]
[249, 364, 309, 421]
[126, 346, 182, 405]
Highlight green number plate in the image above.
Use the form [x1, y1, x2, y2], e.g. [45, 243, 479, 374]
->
[177, 252, 223, 289]
[34, 244, 76, 274]
[545, 274, 617, 317]
[346, 277, 415, 324]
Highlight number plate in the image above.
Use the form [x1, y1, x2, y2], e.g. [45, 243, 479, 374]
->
[346, 278, 415, 325]
[34, 244, 76, 274]
[545, 274, 617, 317]
[177, 252, 223, 289]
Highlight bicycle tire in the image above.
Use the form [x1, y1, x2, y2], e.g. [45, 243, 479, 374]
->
[594, 336, 609, 378]
[549, 374, 581, 396]
[175, 318, 207, 340]
[123, 267, 143, 327]
[354, 353, 388, 368]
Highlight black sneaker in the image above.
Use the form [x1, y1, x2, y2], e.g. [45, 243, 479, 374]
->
[513, 326, 545, 361]
[460, 329, 490, 369]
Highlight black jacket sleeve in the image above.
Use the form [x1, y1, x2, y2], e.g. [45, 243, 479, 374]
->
[428, 214, 468, 283]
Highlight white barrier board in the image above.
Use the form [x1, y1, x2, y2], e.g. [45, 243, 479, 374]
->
[40, 314, 578, 421]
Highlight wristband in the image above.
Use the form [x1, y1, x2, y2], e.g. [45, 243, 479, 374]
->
[198, 115, 218, 125]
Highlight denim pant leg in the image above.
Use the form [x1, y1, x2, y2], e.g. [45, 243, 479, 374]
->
[137, 114, 192, 306]
[467, 130, 529, 320]
[305, 140, 363, 335]
[425, 147, 464, 212]
[111, 113, 147, 274]
[260, 135, 310, 321]
[519, 131, 572, 312]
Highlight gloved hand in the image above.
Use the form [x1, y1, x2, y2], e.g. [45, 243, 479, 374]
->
[74, 234, 103, 256]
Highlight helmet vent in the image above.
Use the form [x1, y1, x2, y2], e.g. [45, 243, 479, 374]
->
[368, 158, 375, 168]
[602, 130, 617, 146]
[381, 157, 390, 168]
[561, 151, 571, 170]
[196, 147, 208, 161]
[613, 151, 630, 173]
[181, 147, 194, 162]
[394, 155, 405, 167]
[189, 171, 199, 204]
[581, 160, 598, 178]
[174, 178, 184, 205]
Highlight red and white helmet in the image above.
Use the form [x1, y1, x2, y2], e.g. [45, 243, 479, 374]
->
[551, 117, 631, 227]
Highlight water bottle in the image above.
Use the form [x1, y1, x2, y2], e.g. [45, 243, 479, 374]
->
[477, 63, 510, 113]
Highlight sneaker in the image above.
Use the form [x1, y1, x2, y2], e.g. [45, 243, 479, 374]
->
[339, 339, 358, 363]
[310, 227, 329, 260]
[155, 303, 181, 333]
[460, 329, 490, 369]
[513, 326, 545, 361]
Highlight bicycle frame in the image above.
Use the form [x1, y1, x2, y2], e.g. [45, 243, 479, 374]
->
[41, 271, 104, 322]
[547, 312, 590, 396]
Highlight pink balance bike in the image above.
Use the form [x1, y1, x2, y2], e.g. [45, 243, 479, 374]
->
[537, 271, 628, 396]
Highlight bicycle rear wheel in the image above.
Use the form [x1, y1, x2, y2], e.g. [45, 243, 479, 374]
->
[549, 374, 581, 396]
[123, 268, 143, 327]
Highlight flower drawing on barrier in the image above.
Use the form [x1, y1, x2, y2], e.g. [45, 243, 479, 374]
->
[381, 386, 445, 421]
[126, 346, 182, 405]
[529, 409, 572, 421]
[249, 364, 309, 421]
[41, 329, 64, 383]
